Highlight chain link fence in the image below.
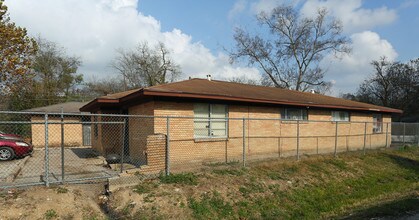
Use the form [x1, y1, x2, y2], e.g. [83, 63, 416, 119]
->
[0, 111, 400, 188]
[0, 111, 122, 188]
[391, 122, 419, 145]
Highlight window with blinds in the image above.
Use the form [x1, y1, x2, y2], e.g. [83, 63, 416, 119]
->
[281, 108, 308, 120]
[194, 104, 228, 138]
[331, 111, 350, 122]
[373, 114, 383, 133]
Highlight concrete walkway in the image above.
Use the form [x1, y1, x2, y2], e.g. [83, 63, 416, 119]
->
[1, 147, 118, 187]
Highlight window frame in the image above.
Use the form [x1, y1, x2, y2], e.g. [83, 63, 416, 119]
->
[281, 108, 308, 121]
[331, 111, 350, 122]
[193, 103, 228, 139]
[373, 114, 383, 133]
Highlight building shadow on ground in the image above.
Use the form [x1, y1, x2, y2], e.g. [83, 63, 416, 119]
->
[70, 148, 99, 159]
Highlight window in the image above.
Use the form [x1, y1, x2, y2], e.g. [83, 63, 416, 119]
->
[281, 108, 308, 120]
[194, 104, 228, 138]
[373, 114, 383, 133]
[82, 125, 92, 146]
[81, 115, 92, 146]
[331, 111, 350, 122]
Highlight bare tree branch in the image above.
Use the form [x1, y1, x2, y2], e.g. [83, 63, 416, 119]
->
[112, 41, 181, 88]
[229, 5, 350, 92]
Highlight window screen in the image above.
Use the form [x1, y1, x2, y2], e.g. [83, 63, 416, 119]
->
[373, 114, 383, 133]
[194, 104, 228, 138]
[331, 111, 350, 122]
[281, 108, 308, 120]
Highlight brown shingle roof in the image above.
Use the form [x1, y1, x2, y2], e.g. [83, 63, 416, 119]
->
[25, 102, 89, 113]
[99, 88, 141, 99]
[80, 78, 402, 113]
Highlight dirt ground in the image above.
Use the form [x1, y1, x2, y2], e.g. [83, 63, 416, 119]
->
[0, 183, 106, 220]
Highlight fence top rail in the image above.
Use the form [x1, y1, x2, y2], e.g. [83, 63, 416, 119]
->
[0, 110, 397, 124]
[391, 122, 419, 124]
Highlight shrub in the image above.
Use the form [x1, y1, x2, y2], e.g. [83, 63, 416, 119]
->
[44, 209, 58, 220]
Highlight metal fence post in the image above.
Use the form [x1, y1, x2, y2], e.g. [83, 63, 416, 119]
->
[417, 123, 419, 146]
[44, 113, 49, 187]
[277, 137, 280, 157]
[242, 118, 246, 167]
[403, 123, 406, 145]
[166, 117, 170, 175]
[296, 120, 300, 160]
[120, 118, 126, 173]
[334, 121, 338, 157]
[60, 108, 65, 183]
[385, 122, 389, 148]
[363, 122, 367, 155]
[316, 137, 319, 155]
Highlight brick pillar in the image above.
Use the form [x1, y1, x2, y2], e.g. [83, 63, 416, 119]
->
[139, 134, 167, 174]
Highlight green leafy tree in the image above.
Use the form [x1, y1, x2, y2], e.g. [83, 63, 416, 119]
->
[31, 38, 83, 106]
[8, 38, 83, 110]
[0, 0, 37, 94]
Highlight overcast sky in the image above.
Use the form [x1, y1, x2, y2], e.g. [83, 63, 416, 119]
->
[5, 0, 419, 95]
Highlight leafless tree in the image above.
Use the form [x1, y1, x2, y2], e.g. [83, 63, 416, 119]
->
[356, 57, 419, 112]
[84, 75, 127, 97]
[112, 42, 181, 88]
[227, 76, 261, 85]
[229, 6, 350, 92]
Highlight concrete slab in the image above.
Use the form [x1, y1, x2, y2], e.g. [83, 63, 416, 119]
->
[108, 175, 147, 192]
[0, 156, 30, 183]
[2, 147, 119, 188]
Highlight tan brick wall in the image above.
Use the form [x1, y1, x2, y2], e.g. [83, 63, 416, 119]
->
[152, 101, 392, 169]
[135, 134, 166, 174]
[128, 102, 155, 164]
[91, 100, 392, 174]
[31, 116, 83, 148]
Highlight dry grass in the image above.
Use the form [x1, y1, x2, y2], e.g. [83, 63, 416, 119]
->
[108, 146, 419, 219]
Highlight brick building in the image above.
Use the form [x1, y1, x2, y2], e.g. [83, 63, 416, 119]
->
[25, 102, 91, 147]
[80, 78, 401, 171]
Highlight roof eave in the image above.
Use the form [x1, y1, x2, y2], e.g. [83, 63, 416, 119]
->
[79, 89, 145, 112]
[79, 98, 119, 112]
[143, 90, 403, 114]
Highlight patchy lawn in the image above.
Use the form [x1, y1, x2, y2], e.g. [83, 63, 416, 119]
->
[107, 146, 419, 219]
[0, 146, 418, 219]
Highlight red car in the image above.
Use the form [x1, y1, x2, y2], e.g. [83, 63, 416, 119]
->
[0, 131, 33, 161]
[0, 130, 22, 140]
